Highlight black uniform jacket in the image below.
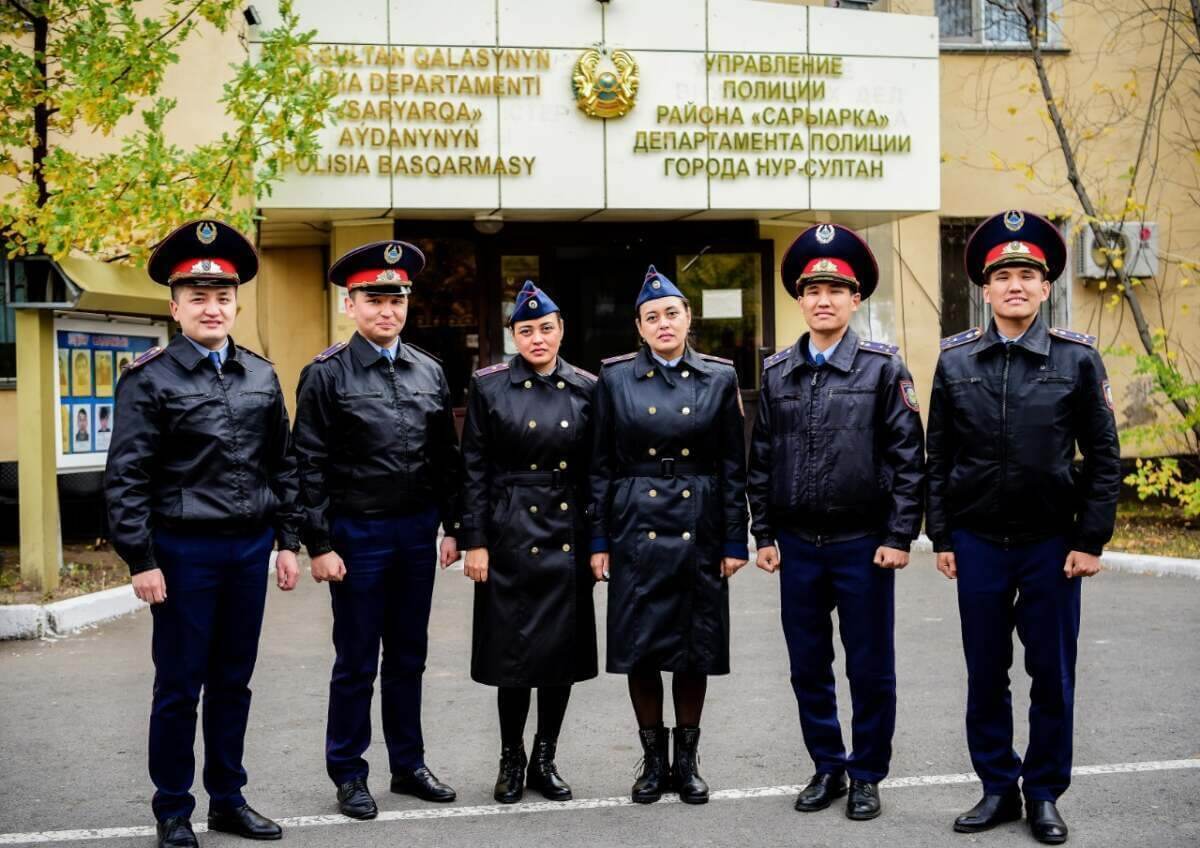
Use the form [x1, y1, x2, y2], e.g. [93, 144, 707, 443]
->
[589, 345, 748, 675]
[293, 332, 463, 555]
[104, 333, 301, 575]
[748, 328, 925, 551]
[925, 318, 1121, 555]
[459, 354, 599, 687]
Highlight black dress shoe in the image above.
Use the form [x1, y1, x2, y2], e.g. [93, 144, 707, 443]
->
[336, 778, 378, 820]
[494, 744, 527, 804]
[953, 792, 1022, 833]
[846, 779, 881, 820]
[794, 773, 848, 812]
[1028, 800, 1069, 844]
[526, 735, 572, 801]
[391, 765, 457, 803]
[207, 805, 282, 840]
[156, 817, 198, 848]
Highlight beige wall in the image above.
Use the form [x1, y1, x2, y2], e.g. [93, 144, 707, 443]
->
[255, 247, 329, 415]
[0, 391, 16, 461]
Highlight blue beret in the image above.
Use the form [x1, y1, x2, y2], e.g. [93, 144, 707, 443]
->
[147, 219, 258, 287]
[635, 265, 686, 311]
[965, 210, 1066, 286]
[509, 280, 560, 325]
[329, 240, 425, 294]
[780, 223, 879, 300]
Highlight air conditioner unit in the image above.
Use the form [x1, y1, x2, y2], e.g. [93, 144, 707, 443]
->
[1076, 222, 1159, 279]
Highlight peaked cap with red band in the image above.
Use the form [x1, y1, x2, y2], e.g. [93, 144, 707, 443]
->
[965, 210, 1066, 285]
[329, 240, 424, 294]
[780, 223, 879, 300]
[147, 219, 258, 287]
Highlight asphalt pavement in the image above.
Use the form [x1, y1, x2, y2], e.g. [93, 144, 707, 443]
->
[1, 550, 1197, 847]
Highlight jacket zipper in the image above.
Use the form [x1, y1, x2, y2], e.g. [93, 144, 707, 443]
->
[808, 369, 819, 507]
[214, 365, 247, 515]
[1001, 345, 1011, 507]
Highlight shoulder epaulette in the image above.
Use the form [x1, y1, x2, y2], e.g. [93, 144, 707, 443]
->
[699, 353, 734, 366]
[601, 351, 638, 367]
[240, 347, 273, 365]
[406, 342, 442, 364]
[1049, 327, 1097, 347]
[474, 362, 509, 378]
[574, 367, 598, 382]
[940, 327, 982, 350]
[763, 349, 790, 370]
[313, 341, 347, 362]
[125, 346, 164, 371]
[859, 339, 899, 356]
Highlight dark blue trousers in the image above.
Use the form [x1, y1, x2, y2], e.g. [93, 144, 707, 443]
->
[777, 531, 896, 783]
[148, 526, 274, 822]
[952, 530, 1080, 802]
[326, 510, 439, 786]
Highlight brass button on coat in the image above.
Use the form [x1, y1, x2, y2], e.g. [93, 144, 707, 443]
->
[649, 489, 658, 497]
[682, 490, 691, 498]
[528, 420, 537, 429]
[647, 531, 657, 540]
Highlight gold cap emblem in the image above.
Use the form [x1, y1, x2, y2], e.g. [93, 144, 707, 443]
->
[196, 221, 217, 245]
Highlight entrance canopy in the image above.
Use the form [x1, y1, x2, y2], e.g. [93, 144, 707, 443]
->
[254, 1, 939, 226]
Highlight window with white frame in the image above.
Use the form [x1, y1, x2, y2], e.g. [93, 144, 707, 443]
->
[937, 0, 1062, 47]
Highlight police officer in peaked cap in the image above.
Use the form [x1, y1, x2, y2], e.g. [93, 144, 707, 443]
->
[748, 223, 925, 822]
[292, 240, 464, 819]
[926, 211, 1121, 844]
[459, 281, 599, 804]
[104, 219, 302, 848]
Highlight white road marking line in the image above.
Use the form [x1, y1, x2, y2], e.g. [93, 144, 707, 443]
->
[1, 758, 1196, 844]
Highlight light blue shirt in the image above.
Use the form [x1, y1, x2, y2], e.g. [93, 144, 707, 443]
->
[808, 336, 842, 363]
[997, 328, 1027, 344]
[651, 351, 684, 368]
[185, 335, 228, 366]
[367, 338, 401, 360]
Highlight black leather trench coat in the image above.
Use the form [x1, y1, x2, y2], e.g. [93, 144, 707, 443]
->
[459, 354, 599, 688]
[589, 345, 749, 675]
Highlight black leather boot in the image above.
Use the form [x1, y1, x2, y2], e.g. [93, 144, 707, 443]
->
[526, 734, 572, 801]
[631, 726, 671, 803]
[493, 744, 527, 804]
[671, 726, 709, 804]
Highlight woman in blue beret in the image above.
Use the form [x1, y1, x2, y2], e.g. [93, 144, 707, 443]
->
[588, 266, 750, 806]
[459, 281, 599, 804]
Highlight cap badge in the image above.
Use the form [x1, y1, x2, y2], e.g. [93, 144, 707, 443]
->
[815, 224, 836, 244]
[1004, 210, 1025, 231]
[528, 299, 539, 309]
[375, 269, 402, 282]
[1002, 240, 1031, 256]
[651, 280, 662, 289]
[384, 243, 402, 265]
[190, 259, 217, 273]
[812, 258, 839, 273]
[196, 221, 217, 245]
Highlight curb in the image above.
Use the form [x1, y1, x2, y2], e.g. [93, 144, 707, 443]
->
[911, 535, 1200, 579]
[0, 551, 280, 641]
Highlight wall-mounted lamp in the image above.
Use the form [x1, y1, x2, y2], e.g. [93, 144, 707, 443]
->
[243, 5, 262, 26]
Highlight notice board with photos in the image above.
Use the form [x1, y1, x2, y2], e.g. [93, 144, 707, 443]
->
[54, 317, 168, 472]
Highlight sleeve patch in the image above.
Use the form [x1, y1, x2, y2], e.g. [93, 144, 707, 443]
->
[859, 339, 899, 356]
[474, 362, 509, 378]
[900, 379, 920, 412]
[313, 341, 347, 362]
[1103, 379, 1114, 410]
[125, 346, 164, 371]
[940, 327, 983, 350]
[1049, 327, 1098, 347]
